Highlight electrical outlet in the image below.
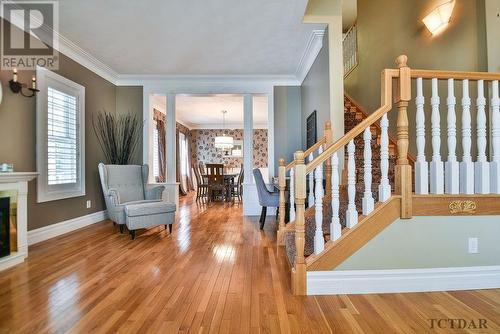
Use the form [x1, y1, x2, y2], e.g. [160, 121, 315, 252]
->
[468, 237, 478, 254]
[86, 200, 92, 209]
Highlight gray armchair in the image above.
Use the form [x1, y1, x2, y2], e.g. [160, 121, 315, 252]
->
[98, 163, 176, 239]
[253, 168, 280, 230]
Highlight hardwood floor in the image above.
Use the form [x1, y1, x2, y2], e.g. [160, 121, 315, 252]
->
[0, 194, 499, 333]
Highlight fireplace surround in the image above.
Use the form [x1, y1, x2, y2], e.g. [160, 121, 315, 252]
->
[0, 172, 37, 271]
[0, 197, 10, 258]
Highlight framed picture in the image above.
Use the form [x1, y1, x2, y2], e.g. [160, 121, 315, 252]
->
[306, 110, 317, 149]
[229, 140, 243, 157]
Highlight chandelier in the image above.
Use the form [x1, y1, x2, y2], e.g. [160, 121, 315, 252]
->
[214, 110, 234, 150]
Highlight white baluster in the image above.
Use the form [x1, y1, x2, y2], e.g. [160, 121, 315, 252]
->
[362, 128, 374, 215]
[289, 168, 295, 222]
[475, 80, 490, 194]
[430, 78, 444, 194]
[460, 79, 474, 194]
[379, 114, 391, 201]
[308, 153, 315, 207]
[346, 140, 358, 228]
[314, 147, 324, 254]
[445, 78, 459, 194]
[415, 78, 428, 194]
[491, 80, 500, 193]
[330, 152, 341, 242]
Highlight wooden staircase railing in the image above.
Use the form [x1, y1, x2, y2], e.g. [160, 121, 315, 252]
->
[277, 121, 332, 245]
[286, 55, 500, 295]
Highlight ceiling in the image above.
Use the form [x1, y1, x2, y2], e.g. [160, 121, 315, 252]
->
[151, 94, 269, 129]
[57, 0, 325, 76]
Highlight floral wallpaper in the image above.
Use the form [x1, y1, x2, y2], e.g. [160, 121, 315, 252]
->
[190, 129, 268, 169]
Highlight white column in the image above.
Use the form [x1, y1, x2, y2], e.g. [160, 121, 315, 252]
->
[243, 94, 254, 184]
[445, 79, 459, 194]
[362, 128, 374, 215]
[475, 80, 490, 194]
[415, 78, 428, 194]
[166, 93, 176, 183]
[430, 78, 444, 194]
[491, 80, 500, 193]
[314, 147, 324, 254]
[346, 140, 358, 228]
[289, 168, 295, 222]
[330, 152, 341, 241]
[308, 153, 315, 207]
[460, 80, 474, 194]
[379, 114, 392, 201]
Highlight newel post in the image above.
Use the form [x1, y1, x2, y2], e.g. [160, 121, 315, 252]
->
[324, 121, 333, 197]
[292, 151, 307, 295]
[277, 158, 286, 246]
[395, 55, 413, 218]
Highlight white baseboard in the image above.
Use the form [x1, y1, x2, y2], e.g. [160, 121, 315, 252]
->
[307, 266, 500, 295]
[28, 210, 108, 245]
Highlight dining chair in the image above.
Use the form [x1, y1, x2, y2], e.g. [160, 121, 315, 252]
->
[198, 162, 206, 175]
[230, 165, 244, 202]
[253, 168, 280, 229]
[193, 163, 208, 202]
[206, 164, 227, 202]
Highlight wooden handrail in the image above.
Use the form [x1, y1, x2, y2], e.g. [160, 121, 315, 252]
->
[410, 70, 500, 81]
[306, 68, 399, 174]
[285, 136, 326, 171]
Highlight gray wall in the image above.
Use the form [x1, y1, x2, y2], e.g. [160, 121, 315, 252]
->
[116, 86, 144, 165]
[344, 0, 488, 157]
[301, 31, 330, 149]
[0, 20, 142, 230]
[273, 86, 302, 173]
[336, 216, 500, 270]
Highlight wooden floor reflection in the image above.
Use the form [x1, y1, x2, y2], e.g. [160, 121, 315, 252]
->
[0, 193, 499, 333]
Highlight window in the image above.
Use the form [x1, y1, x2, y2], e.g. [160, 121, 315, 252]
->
[36, 67, 85, 202]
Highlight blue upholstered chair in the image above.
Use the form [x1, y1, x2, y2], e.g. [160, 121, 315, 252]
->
[98, 163, 176, 239]
[253, 168, 280, 230]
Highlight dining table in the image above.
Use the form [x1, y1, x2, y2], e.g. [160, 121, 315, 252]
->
[201, 173, 239, 202]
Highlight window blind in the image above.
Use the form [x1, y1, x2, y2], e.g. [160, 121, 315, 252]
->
[47, 86, 78, 185]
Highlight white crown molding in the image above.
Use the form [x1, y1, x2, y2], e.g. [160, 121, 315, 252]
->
[295, 29, 325, 84]
[28, 210, 108, 245]
[186, 122, 268, 130]
[2, 4, 316, 87]
[307, 266, 500, 295]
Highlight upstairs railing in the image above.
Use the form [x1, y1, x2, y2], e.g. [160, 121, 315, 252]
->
[287, 55, 500, 295]
[343, 23, 358, 78]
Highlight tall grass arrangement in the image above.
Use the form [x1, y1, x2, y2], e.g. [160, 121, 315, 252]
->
[92, 110, 142, 164]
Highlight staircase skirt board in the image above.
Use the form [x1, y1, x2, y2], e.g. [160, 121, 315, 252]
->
[307, 266, 500, 295]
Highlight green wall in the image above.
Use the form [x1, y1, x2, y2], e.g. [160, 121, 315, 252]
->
[344, 0, 488, 156]
[336, 216, 500, 270]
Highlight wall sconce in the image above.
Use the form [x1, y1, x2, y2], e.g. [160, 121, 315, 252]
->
[9, 68, 39, 97]
[422, 0, 455, 35]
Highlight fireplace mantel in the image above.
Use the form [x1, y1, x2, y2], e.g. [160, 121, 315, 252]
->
[0, 172, 38, 271]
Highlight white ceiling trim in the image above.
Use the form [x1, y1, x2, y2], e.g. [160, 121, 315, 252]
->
[2, 8, 322, 87]
[295, 29, 325, 83]
[183, 122, 268, 130]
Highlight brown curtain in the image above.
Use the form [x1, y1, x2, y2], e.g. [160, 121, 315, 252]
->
[153, 110, 166, 182]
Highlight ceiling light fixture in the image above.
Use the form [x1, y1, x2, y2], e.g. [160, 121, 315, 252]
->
[214, 110, 234, 150]
[422, 0, 455, 35]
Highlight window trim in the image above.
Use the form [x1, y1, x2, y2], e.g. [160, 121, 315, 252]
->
[36, 66, 86, 203]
